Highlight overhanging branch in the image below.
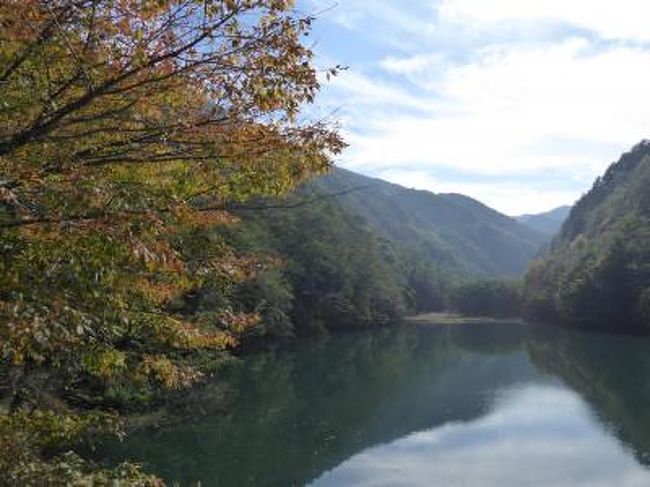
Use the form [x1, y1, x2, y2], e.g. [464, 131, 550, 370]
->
[0, 185, 370, 229]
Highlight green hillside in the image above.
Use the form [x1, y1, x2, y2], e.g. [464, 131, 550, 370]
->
[225, 197, 413, 337]
[214, 168, 549, 337]
[309, 168, 546, 277]
[523, 140, 650, 331]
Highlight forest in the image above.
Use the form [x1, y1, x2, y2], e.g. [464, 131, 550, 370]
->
[522, 141, 650, 332]
[1, 1, 649, 484]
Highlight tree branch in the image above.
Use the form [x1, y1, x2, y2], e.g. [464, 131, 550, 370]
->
[0, 185, 369, 229]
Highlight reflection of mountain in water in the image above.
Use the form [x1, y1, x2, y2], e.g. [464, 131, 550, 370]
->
[525, 327, 650, 466]
[105, 325, 541, 485]
[312, 384, 650, 487]
[104, 323, 650, 486]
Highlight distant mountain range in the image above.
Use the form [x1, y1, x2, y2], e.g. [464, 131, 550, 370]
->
[515, 206, 572, 237]
[306, 168, 548, 278]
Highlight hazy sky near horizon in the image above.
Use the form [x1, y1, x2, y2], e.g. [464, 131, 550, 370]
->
[299, 0, 650, 215]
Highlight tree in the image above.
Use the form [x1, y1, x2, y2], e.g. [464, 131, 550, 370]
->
[451, 279, 521, 317]
[0, 0, 343, 481]
[522, 142, 650, 332]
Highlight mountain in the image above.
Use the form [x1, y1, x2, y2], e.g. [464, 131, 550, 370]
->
[228, 194, 412, 336]
[516, 206, 571, 237]
[523, 140, 650, 331]
[307, 168, 546, 278]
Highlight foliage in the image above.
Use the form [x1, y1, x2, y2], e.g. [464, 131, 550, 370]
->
[523, 141, 650, 331]
[4, 451, 162, 486]
[450, 279, 521, 317]
[221, 195, 412, 337]
[0, 0, 342, 481]
[0, 409, 161, 484]
[407, 261, 453, 313]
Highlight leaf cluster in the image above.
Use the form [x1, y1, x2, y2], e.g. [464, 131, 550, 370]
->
[0, 0, 343, 481]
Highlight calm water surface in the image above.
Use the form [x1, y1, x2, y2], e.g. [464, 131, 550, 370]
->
[105, 322, 650, 486]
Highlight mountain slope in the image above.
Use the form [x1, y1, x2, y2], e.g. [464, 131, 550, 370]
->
[523, 140, 650, 331]
[306, 168, 546, 278]
[227, 195, 411, 336]
[516, 206, 571, 237]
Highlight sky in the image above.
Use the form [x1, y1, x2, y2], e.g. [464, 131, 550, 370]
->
[297, 0, 650, 215]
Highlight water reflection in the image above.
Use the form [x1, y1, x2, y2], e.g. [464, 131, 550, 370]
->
[313, 385, 650, 487]
[104, 323, 650, 486]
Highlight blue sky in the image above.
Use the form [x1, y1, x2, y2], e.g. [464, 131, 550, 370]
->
[297, 0, 650, 215]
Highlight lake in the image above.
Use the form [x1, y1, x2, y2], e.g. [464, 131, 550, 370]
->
[104, 322, 650, 486]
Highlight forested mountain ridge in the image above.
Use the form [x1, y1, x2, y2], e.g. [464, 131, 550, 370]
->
[218, 169, 540, 335]
[308, 168, 546, 277]
[222, 197, 414, 338]
[516, 206, 571, 237]
[523, 140, 650, 331]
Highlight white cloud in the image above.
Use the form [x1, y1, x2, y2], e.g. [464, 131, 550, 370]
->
[328, 38, 650, 213]
[329, 70, 432, 113]
[439, 0, 650, 42]
[379, 53, 446, 76]
[304, 1, 650, 214]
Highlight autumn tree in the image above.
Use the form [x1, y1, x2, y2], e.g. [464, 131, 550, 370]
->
[0, 0, 343, 481]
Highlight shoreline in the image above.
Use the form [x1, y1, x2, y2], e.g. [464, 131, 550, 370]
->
[405, 312, 525, 325]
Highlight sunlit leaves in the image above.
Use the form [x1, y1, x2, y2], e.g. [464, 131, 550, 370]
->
[0, 409, 161, 484]
[135, 355, 202, 390]
[0, 1, 343, 480]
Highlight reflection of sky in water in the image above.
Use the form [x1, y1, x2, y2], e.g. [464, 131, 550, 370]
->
[311, 385, 650, 487]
